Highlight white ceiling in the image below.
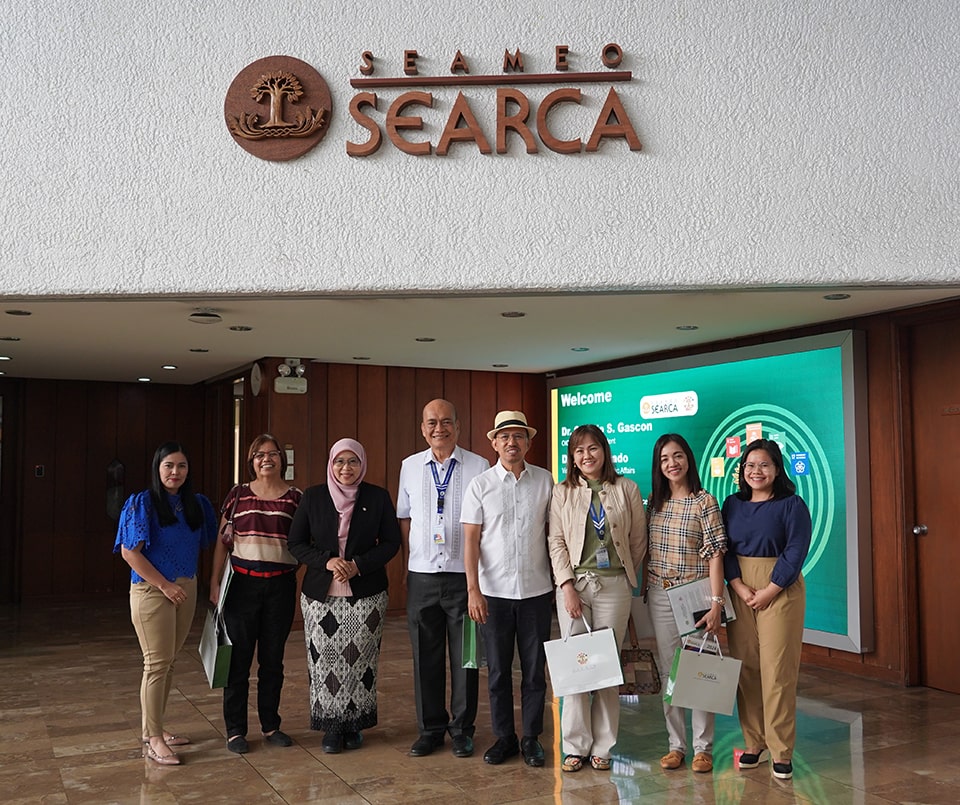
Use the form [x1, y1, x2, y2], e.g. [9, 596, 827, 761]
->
[0, 287, 957, 385]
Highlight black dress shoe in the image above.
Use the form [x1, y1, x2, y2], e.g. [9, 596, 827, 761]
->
[409, 733, 444, 756]
[322, 732, 343, 754]
[263, 730, 292, 747]
[521, 736, 545, 767]
[343, 731, 363, 751]
[483, 735, 519, 765]
[451, 734, 474, 758]
[226, 735, 249, 754]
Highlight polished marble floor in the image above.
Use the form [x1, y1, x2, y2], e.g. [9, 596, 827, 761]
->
[2, 601, 960, 804]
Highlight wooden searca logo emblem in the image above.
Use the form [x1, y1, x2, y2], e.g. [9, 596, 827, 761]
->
[224, 55, 332, 160]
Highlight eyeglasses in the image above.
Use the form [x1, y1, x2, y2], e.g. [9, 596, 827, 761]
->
[496, 433, 527, 443]
[743, 462, 773, 472]
[333, 457, 361, 468]
[253, 450, 281, 461]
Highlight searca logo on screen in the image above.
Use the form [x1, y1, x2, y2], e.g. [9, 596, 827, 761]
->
[640, 391, 699, 419]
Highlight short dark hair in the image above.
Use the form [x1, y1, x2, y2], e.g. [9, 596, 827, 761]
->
[735, 438, 796, 500]
[562, 424, 619, 487]
[247, 434, 287, 480]
[150, 441, 204, 529]
[648, 433, 703, 513]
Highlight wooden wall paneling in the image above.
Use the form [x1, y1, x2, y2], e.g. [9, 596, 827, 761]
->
[358, 365, 388, 488]
[20, 382, 58, 598]
[495, 373, 523, 411]
[413, 368, 444, 416]
[385, 366, 418, 501]
[84, 383, 120, 594]
[441, 369, 473, 450]
[326, 364, 359, 446]
[469, 371, 498, 464]
[522, 372, 549, 469]
[267, 360, 311, 489]
[0, 379, 23, 603]
[306, 363, 328, 489]
[115, 383, 149, 591]
[51, 381, 88, 598]
[144, 385, 179, 455]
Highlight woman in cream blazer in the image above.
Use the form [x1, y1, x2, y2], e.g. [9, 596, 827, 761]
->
[548, 424, 647, 773]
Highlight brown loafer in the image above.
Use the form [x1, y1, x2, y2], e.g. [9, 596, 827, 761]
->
[660, 750, 684, 770]
[692, 752, 713, 773]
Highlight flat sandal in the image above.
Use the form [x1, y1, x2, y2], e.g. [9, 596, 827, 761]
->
[590, 755, 611, 771]
[561, 754, 584, 772]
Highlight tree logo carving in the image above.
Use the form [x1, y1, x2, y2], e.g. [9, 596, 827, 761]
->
[225, 56, 332, 161]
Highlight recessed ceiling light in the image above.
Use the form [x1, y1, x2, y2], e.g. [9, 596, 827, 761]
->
[229, 325, 253, 332]
[0, 356, 11, 361]
[676, 325, 699, 331]
[0, 336, 21, 341]
[189, 348, 209, 353]
[4, 309, 32, 316]
[161, 364, 177, 370]
[415, 337, 436, 342]
[823, 293, 851, 301]
[352, 356, 371, 361]
[501, 311, 526, 318]
[188, 310, 222, 324]
[571, 347, 589, 352]
[138, 377, 151, 382]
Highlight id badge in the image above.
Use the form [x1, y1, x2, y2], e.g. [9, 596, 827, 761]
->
[596, 545, 610, 569]
[433, 517, 446, 545]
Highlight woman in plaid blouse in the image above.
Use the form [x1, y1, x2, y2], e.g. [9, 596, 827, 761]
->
[646, 433, 727, 775]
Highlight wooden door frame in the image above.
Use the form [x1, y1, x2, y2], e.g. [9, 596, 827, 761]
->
[892, 301, 960, 686]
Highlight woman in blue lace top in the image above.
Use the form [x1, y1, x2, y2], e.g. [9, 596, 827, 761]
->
[114, 441, 217, 766]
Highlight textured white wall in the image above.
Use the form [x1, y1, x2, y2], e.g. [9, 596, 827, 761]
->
[2, 1, 958, 297]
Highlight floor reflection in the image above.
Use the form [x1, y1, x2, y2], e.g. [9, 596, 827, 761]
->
[2, 601, 959, 804]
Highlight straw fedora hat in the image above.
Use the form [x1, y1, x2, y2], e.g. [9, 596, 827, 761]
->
[486, 410, 537, 440]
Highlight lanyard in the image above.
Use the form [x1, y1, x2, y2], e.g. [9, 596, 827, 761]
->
[589, 499, 606, 541]
[430, 458, 457, 515]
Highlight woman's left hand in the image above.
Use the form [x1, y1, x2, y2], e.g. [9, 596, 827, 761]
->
[326, 557, 357, 583]
[748, 585, 780, 610]
[696, 604, 722, 635]
[160, 581, 187, 606]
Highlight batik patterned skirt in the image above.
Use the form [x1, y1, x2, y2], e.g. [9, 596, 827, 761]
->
[301, 590, 388, 733]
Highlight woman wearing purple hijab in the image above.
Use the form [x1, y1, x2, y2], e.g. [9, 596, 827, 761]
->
[288, 438, 401, 754]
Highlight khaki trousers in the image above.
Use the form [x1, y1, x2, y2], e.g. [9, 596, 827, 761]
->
[554, 572, 632, 758]
[130, 576, 197, 738]
[726, 557, 805, 761]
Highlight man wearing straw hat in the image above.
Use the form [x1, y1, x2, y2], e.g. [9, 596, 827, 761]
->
[462, 410, 554, 768]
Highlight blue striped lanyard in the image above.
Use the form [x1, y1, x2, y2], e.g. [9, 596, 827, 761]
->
[589, 499, 606, 540]
[430, 458, 457, 515]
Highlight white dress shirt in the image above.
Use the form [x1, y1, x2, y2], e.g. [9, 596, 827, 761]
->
[460, 461, 554, 599]
[397, 445, 489, 573]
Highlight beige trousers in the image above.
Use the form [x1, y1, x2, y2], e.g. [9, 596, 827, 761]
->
[130, 576, 197, 738]
[726, 557, 805, 761]
[554, 572, 632, 758]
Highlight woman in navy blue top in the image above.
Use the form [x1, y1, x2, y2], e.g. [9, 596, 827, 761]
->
[114, 441, 217, 766]
[722, 439, 811, 781]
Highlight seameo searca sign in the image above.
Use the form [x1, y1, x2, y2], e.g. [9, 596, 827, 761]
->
[225, 44, 640, 161]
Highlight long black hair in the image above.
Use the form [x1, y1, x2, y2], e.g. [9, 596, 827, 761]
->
[735, 438, 796, 500]
[150, 441, 204, 529]
[648, 433, 703, 513]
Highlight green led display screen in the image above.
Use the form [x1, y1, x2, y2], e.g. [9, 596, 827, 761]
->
[549, 331, 872, 652]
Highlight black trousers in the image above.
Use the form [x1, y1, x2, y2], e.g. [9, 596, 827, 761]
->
[406, 571, 478, 738]
[222, 571, 296, 738]
[481, 592, 553, 740]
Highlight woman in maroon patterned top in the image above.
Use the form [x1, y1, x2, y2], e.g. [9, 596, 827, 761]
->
[209, 434, 302, 754]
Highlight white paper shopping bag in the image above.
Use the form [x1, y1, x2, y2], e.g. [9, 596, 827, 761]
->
[662, 633, 741, 715]
[544, 617, 624, 697]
